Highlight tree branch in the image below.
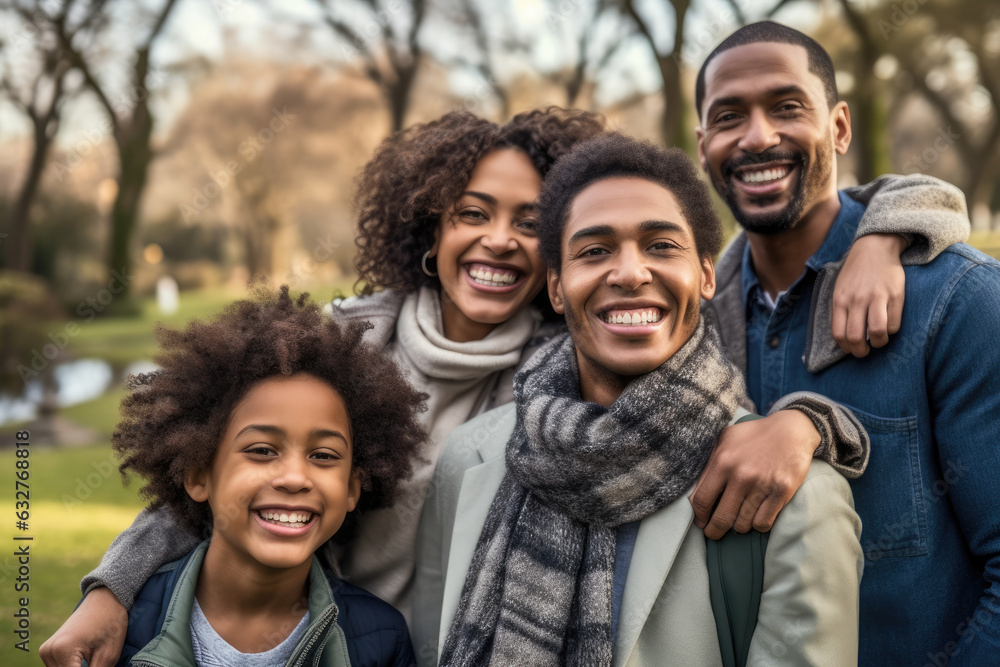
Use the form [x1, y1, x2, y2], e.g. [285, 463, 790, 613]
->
[623, 0, 660, 56]
[0, 75, 30, 115]
[764, 0, 796, 19]
[909, 71, 975, 159]
[141, 0, 180, 51]
[49, 2, 118, 129]
[314, 0, 384, 84]
[721, 0, 745, 25]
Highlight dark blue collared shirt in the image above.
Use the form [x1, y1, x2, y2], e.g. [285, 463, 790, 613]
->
[744, 192, 866, 412]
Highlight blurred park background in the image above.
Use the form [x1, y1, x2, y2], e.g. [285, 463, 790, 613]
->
[0, 0, 998, 660]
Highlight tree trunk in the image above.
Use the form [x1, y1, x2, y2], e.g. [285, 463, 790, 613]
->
[107, 49, 157, 299]
[241, 217, 262, 278]
[627, 0, 690, 152]
[108, 114, 154, 297]
[388, 63, 418, 133]
[967, 143, 1000, 231]
[838, 0, 892, 183]
[852, 86, 892, 183]
[5, 116, 55, 272]
[658, 54, 690, 153]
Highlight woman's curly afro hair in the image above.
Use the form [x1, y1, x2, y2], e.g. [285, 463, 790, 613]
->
[113, 285, 428, 533]
[353, 106, 606, 296]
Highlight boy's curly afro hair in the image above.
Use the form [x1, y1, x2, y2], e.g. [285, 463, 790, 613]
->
[112, 285, 428, 533]
[352, 106, 606, 296]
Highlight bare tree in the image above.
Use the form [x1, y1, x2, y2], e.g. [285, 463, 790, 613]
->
[0, 1, 81, 272]
[889, 2, 1000, 226]
[616, 0, 692, 150]
[445, 0, 516, 118]
[539, 0, 629, 110]
[446, 0, 635, 117]
[43, 0, 181, 298]
[311, 0, 427, 132]
[162, 61, 379, 280]
[835, 0, 894, 183]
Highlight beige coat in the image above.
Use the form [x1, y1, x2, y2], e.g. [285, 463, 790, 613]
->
[413, 404, 864, 666]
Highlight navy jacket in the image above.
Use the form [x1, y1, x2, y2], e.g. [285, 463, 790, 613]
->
[117, 544, 415, 666]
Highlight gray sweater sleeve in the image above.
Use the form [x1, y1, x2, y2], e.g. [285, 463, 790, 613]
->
[845, 173, 970, 264]
[768, 392, 870, 479]
[761, 173, 967, 479]
[80, 506, 201, 609]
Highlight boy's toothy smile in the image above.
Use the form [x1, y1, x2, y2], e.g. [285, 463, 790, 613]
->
[255, 509, 315, 527]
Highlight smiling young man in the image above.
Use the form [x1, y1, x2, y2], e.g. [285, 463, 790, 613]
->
[413, 133, 863, 666]
[693, 21, 1000, 665]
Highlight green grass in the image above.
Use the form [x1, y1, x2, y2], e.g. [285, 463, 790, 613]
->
[67, 282, 354, 366]
[0, 442, 143, 663]
[970, 231, 1000, 260]
[59, 389, 128, 439]
[68, 288, 249, 366]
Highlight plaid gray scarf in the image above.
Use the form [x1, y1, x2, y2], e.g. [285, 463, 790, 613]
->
[440, 316, 751, 666]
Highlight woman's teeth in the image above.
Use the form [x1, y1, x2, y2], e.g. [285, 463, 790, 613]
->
[257, 510, 313, 527]
[468, 267, 519, 286]
[602, 309, 661, 325]
[740, 166, 790, 183]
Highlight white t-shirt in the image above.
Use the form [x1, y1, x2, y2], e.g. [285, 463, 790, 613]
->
[190, 599, 310, 666]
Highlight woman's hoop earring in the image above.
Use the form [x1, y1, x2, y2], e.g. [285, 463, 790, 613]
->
[421, 251, 438, 277]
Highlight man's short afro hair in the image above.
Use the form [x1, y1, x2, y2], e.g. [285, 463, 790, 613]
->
[538, 132, 724, 271]
[695, 21, 838, 119]
[112, 284, 428, 534]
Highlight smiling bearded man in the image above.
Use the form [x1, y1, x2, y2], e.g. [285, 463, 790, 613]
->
[694, 21, 1000, 666]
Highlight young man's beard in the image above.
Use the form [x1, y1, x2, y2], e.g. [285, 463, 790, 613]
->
[718, 141, 833, 235]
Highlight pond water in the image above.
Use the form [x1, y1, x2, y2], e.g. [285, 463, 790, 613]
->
[0, 358, 159, 426]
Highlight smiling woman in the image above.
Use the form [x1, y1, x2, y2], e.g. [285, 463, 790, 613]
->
[429, 148, 547, 342]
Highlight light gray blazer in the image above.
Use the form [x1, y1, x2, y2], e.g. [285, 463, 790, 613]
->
[413, 404, 864, 666]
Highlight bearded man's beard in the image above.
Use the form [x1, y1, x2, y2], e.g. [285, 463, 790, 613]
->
[715, 140, 833, 235]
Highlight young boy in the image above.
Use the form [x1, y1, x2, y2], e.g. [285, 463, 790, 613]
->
[108, 286, 426, 666]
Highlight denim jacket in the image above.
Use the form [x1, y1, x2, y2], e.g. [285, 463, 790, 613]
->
[711, 190, 1000, 665]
